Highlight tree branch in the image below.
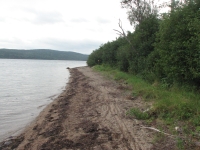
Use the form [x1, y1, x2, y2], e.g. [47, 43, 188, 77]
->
[113, 19, 135, 52]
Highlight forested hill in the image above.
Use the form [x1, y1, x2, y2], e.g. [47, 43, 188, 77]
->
[0, 49, 88, 61]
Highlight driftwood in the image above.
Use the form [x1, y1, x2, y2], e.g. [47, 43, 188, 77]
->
[140, 126, 176, 138]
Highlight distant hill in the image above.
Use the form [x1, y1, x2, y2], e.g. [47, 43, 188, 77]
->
[0, 49, 88, 61]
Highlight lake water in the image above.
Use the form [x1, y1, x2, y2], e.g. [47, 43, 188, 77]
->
[0, 59, 86, 142]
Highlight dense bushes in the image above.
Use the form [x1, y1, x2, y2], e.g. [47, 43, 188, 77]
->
[154, 1, 200, 86]
[87, 0, 200, 88]
[87, 49, 103, 67]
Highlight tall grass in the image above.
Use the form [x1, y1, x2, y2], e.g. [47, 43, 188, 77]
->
[93, 65, 200, 128]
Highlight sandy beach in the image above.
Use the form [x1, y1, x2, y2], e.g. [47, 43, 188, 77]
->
[0, 66, 155, 150]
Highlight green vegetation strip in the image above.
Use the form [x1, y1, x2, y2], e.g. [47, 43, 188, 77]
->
[93, 65, 200, 138]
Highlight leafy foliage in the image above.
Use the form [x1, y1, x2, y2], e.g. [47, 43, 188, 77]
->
[87, 49, 103, 66]
[121, 0, 158, 26]
[154, 0, 200, 86]
[87, 0, 200, 87]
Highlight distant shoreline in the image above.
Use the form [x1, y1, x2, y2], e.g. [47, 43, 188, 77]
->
[0, 58, 87, 61]
[0, 49, 89, 61]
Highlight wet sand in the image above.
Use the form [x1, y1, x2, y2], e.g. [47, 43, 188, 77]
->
[0, 67, 154, 150]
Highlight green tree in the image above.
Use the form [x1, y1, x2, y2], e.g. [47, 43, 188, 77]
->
[154, 0, 200, 85]
[128, 15, 159, 74]
[121, 0, 157, 26]
[87, 49, 103, 67]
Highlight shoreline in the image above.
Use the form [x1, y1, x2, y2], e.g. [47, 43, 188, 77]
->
[0, 78, 69, 143]
[0, 66, 154, 150]
[0, 69, 73, 145]
[0, 92, 64, 143]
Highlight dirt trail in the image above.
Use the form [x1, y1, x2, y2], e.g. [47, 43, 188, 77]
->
[0, 67, 154, 150]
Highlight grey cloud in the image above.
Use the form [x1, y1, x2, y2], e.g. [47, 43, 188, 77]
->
[39, 38, 102, 54]
[0, 38, 26, 49]
[0, 37, 23, 44]
[33, 11, 63, 24]
[21, 8, 63, 24]
[0, 17, 5, 22]
[70, 17, 110, 24]
[96, 17, 110, 24]
[0, 38, 102, 54]
[70, 18, 89, 23]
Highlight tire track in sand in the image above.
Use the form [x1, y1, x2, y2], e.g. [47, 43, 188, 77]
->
[78, 67, 153, 150]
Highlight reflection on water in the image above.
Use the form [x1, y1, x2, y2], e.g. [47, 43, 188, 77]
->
[0, 59, 86, 141]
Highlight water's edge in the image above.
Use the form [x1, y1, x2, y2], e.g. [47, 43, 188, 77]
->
[0, 84, 68, 142]
[0, 59, 86, 142]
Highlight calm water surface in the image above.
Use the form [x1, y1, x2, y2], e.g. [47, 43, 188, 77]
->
[0, 59, 86, 141]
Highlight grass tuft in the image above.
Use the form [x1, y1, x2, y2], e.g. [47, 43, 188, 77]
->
[127, 108, 150, 120]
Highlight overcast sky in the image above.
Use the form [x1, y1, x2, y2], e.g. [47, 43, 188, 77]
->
[0, 0, 169, 54]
